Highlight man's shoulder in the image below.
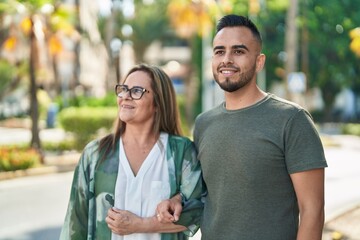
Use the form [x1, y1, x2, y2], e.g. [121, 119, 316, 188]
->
[266, 94, 304, 111]
[195, 103, 223, 123]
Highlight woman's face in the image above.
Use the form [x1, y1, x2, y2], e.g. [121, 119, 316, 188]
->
[117, 71, 156, 126]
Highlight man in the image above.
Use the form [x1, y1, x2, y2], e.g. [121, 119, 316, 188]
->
[158, 14, 327, 240]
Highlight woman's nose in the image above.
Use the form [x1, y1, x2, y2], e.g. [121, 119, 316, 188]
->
[122, 91, 132, 99]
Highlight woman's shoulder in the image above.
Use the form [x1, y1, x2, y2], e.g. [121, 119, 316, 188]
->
[168, 134, 193, 145]
[78, 139, 102, 165]
[167, 134, 195, 152]
[83, 138, 101, 152]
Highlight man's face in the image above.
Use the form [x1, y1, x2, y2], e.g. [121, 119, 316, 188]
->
[212, 26, 261, 92]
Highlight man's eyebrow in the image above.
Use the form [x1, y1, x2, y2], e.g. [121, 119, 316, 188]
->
[213, 44, 249, 52]
[213, 46, 225, 51]
[233, 44, 249, 51]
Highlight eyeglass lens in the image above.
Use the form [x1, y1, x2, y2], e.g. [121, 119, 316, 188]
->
[115, 85, 146, 100]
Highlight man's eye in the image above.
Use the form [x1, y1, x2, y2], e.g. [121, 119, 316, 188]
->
[214, 50, 224, 55]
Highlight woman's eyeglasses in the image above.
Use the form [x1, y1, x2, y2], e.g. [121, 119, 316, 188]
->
[115, 84, 150, 100]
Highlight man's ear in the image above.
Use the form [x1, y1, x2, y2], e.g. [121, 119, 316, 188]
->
[256, 53, 266, 73]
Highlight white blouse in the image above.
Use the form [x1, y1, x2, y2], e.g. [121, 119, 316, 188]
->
[112, 132, 170, 240]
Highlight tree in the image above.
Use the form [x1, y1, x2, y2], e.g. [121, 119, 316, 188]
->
[166, 0, 221, 122]
[303, 0, 360, 121]
[15, 0, 55, 152]
[1, 0, 77, 157]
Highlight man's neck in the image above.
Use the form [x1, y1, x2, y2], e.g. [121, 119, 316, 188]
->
[224, 86, 267, 110]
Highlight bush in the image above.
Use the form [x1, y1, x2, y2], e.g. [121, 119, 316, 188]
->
[58, 107, 117, 150]
[341, 123, 360, 136]
[42, 140, 77, 152]
[0, 147, 41, 172]
[55, 93, 117, 110]
[177, 96, 191, 136]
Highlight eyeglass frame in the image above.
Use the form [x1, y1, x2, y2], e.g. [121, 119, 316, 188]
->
[115, 84, 150, 100]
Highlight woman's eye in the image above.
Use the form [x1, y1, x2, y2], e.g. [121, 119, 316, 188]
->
[133, 88, 143, 94]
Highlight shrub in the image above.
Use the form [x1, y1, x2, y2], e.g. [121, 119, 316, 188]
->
[341, 123, 360, 136]
[0, 147, 41, 171]
[42, 139, 77, 152]
[55, 93, 117, 110]
[177, 96, 191, 136]
[58, 107, 117, 150]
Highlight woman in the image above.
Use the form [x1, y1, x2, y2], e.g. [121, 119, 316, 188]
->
[60, 64, 204, 240]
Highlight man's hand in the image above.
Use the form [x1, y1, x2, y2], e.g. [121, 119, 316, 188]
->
[106, 208, 142, 235]
[156, 194, 182, 223]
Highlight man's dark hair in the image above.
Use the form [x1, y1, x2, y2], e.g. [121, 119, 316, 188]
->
[216, 14, 262, 45]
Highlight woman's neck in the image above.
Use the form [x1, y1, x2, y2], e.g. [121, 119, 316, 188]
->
[122, 126, 159, 147]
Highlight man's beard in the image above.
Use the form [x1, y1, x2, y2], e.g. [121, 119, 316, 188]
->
[214, 65, 256, 92]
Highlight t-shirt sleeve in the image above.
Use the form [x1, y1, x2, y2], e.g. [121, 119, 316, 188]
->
[284, 109, 328, 174]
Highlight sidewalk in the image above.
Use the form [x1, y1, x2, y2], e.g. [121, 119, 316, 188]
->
[322, 204, 360, 240]
[321, 134, 360, 240]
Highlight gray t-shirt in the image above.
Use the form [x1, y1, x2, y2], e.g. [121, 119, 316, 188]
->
[194, 94, 327, 240]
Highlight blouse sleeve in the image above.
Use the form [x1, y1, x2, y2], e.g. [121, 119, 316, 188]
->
[59, 149, 92, 239]
[175, 140, 205, 236]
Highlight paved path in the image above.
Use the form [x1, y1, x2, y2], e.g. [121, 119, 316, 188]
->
[0, 127, 67, 145]
[0, 172, 73, 240]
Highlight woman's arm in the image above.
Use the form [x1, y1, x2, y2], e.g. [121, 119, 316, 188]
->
[106, 207, 187, 235]
[60, 153, 90, 239]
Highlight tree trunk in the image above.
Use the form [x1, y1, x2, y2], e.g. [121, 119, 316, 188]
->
[73, 0, 81, 89]
[29, 18, 42, 160]
[284, 0, 299, 100]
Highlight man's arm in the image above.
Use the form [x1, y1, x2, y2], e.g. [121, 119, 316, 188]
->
[156, 194, 183, 223]
[290, 168, 325, 240]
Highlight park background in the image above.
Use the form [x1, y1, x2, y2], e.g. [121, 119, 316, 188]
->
[0, 0, 360, 239]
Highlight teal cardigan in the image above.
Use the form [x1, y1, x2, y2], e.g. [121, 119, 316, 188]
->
[60, 134, 205, 240]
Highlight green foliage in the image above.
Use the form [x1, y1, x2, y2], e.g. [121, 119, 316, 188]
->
[42, 140, 77, 152]
[58, 107, 117, 150]
[55, 93, 117, 111]
[341, 123, 360, 136]
[0, 60, 16, 99]
[16, 0, 55, 11]
[0, 146, 41, 171]
[110, 0, 171, 62]
[177, 96, 190, 136]
[249, 0, 360, 121]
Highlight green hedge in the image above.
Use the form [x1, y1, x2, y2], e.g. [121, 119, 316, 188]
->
[341, 123, 360, 136]
[58, 107, 117, 150]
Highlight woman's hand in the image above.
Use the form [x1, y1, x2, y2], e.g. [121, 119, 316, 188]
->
[106, 208, 142, 235]
[156, 194, 183, 223]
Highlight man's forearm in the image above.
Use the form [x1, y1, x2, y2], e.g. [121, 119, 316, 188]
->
[297, 208, 324, 240]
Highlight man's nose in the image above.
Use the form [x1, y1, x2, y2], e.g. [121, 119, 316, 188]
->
[222, 52, 234, 64]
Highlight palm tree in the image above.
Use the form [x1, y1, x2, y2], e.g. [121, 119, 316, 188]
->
[3, 0, 76, 160]
[166, 0, 220, 121]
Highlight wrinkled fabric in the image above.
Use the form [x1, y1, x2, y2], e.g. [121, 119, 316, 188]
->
[60, 134, 205, 240]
